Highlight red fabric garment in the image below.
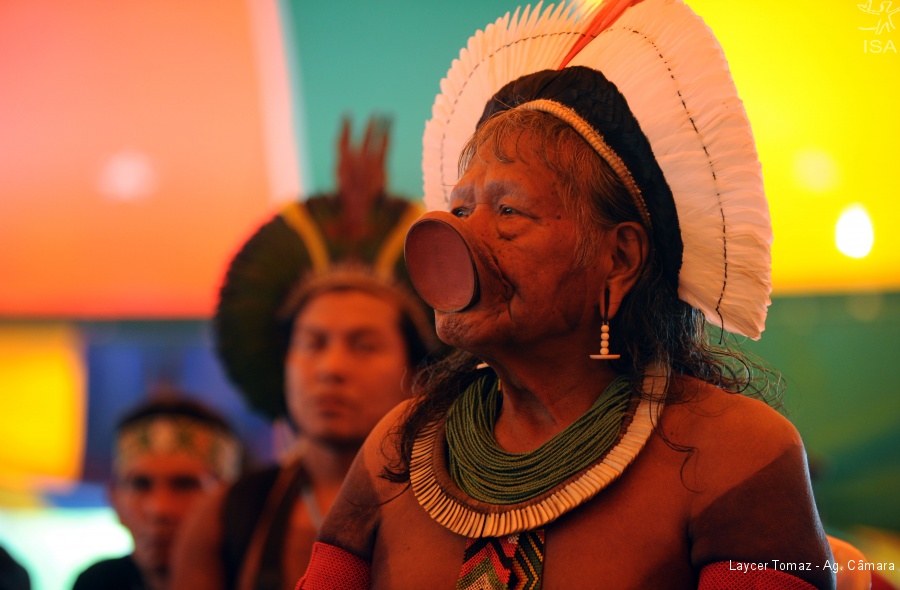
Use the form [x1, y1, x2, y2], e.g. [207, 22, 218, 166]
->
[872, 572, 899, 590]
[296, 542, 370, 590]
[699, 561, 818, 589]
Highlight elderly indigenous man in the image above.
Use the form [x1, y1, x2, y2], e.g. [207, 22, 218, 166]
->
[72, 397, 242, 590]
[298, 1, 835, 589]
[171, 267, 438, 590]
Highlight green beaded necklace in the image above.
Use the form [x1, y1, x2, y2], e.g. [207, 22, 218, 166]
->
[445, 374, 632, 505]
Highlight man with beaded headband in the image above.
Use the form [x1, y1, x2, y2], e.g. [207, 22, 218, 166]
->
[299, 0, 835, 588]
[73, 397, 242, 590]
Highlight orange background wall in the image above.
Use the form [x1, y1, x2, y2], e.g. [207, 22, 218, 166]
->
[0, 0, 282, 318]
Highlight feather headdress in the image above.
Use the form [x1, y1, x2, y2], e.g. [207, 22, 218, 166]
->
[422, 0, 771, 339]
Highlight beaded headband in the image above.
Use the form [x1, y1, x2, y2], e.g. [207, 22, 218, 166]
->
[422, 0, 772, 338]
[115, 415, 242, 483]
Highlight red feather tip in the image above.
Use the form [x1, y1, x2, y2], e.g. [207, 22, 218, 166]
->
[558, 0, 645, 69]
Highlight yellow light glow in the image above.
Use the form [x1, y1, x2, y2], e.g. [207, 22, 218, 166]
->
[836, 204, 875, 258]
[793, 149, 840, 193]
[0, 324, 85, 491]
[686, 0, 900, 294]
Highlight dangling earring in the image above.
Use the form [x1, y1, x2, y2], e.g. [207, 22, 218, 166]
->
[590, 288, 621, 360]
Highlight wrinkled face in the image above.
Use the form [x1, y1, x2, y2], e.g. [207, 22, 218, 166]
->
[284, 290, 412, 448]
[439, 131, 606, 356]
[111, 453, 220, 575]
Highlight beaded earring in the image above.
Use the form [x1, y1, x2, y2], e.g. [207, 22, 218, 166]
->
[590, 288, 621, 360]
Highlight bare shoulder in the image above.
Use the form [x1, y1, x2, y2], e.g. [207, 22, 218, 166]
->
[668, 379, 833, 588]
[358, 397, 414, 476]
[316, 399, 414, 560]
[665, 377, 801, 452]
[660, 377, 805, 491]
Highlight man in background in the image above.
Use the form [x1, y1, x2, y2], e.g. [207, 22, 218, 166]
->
[73, 397, 242, 590]
[171, 267, 437, 590]
[170, 114, 437, 589]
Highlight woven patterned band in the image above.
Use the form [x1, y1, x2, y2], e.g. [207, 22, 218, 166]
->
[115, 415, 242, 483]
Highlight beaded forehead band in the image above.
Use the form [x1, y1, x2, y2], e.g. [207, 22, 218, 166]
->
[422, 0, 772, 338]
[115, 415, 242, 483]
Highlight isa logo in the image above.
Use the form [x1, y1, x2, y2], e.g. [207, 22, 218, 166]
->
[858, 0, 899, 53]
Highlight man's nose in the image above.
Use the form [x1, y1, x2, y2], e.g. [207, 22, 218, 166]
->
[462, 204, 499, 236]
[314, 343, 351, 380]
[144, 487, 182, 520]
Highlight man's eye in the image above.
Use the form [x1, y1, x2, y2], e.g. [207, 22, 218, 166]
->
[171, 476, 202, 493]
[124, 476, 152, 492]
[500, 205, 517, 215]
[293, 334, 324, 352]
[451, 207, 469, 218]
[350, 337, 382, 354]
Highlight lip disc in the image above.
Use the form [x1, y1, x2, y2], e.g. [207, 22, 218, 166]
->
[404, 217, 478, 312]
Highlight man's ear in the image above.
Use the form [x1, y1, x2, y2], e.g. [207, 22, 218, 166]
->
[605, 221, 649, 318]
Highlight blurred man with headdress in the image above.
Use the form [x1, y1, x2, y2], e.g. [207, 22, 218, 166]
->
[170, 118, 438, 590]
[172, 266, 438, 589]
[214, 116, 425, 420]
[72, 397, 242, 590]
